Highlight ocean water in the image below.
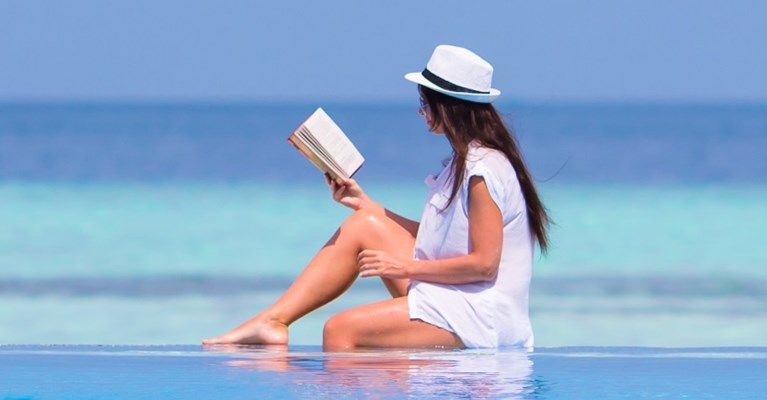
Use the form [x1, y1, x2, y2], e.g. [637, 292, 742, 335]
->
[3, 345, 767, 399]
[1, 102, 766, 347]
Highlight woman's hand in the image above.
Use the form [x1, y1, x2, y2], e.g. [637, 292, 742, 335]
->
[357, 249, 411, 279]
[326, 175, 375, 211]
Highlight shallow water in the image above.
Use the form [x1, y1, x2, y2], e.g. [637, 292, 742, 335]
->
[2, 345, 766, 399]
[2, 182, 765, 347]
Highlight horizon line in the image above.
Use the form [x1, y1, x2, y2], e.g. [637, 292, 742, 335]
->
[1, 97, 767, 108]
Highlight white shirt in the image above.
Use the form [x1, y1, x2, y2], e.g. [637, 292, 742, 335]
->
[407, 142, 534, 348]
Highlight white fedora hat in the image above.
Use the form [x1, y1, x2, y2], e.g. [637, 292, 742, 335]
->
[405, 45, 501, 103]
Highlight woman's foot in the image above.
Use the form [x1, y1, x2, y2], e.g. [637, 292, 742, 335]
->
[202, 316, 289, 345]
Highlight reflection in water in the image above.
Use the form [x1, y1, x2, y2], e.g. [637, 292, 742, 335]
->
[211, 346, 536, 399]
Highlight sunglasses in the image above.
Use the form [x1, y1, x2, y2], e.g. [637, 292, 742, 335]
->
[419, 97, 429, 112]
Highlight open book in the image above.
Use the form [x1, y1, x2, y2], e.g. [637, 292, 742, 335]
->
[288, 107, 365, 184]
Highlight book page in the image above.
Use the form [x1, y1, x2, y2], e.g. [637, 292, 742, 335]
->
[288, 134, 342, 179]
[302, 108, 364, 178]
[290, 127, 345, 180]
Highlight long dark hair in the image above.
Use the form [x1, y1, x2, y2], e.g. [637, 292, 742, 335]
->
[420, 86, 550, 252]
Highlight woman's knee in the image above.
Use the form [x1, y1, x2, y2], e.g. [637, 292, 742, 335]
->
[340, 209, 410, 250]
[323, 312, 359, 351]
[342, 208, 383, 233]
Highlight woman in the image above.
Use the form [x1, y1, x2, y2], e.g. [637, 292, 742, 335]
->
[203, 45, 549, 350]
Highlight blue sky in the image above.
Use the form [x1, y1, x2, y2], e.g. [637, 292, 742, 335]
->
[1, 0, 765, 102]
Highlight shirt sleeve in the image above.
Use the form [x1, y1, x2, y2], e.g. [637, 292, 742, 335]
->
[462, 157, 507, 216]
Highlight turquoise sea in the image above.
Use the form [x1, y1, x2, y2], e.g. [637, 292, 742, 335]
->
[1, 102, 766, 349]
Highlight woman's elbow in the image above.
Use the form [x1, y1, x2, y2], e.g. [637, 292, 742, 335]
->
[477, 260, 500, 281]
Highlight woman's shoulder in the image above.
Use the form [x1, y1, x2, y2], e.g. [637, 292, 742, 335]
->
[463, 142, 521, 211]
[466, 142, 514, 174]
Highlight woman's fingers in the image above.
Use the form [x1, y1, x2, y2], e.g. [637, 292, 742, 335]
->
[357, 249, 380, 262]
[333, 183, 343, 197]
[358, 249, 409, 279]
[330, 177, 348, 199]
[358, 250, 403, 278]
[337, 177, 353, 186]
[357, 250, 381, 276]
[357, 249, 377, 267]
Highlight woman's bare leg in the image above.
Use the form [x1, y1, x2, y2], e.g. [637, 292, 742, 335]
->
[323, 296, 463, 351]
[203, 209, 416, 345]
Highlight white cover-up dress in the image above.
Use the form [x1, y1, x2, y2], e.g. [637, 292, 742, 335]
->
[407, 142, 534, 348]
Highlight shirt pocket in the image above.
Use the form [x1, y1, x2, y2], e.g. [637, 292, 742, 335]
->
[421, 191, 452, 257]
[428, 191, 450, 212]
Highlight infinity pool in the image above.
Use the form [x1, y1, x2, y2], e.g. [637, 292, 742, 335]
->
[2, 345, 765, 399]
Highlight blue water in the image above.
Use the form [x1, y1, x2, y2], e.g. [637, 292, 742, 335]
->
[2, 345, 766, 399]
[1, 102, 766, 347]
[2, 102, 765, 182]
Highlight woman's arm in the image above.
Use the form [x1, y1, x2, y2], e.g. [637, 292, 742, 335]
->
[328, 176, 419, 236]
[358, 176, 502, 284]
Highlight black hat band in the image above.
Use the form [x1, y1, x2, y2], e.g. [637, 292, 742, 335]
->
[422, 68, 490, 95]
